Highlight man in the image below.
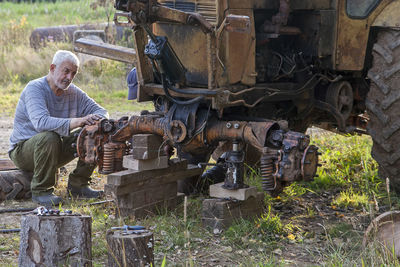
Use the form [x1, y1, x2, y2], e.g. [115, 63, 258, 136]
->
[9, 50, 109, 206]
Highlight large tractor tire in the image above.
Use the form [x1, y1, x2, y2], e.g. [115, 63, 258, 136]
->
[367, 29, 400, 193]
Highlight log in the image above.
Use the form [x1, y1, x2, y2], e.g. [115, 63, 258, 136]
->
[106, 229, 154, 267]
[19, 214, 92, 267]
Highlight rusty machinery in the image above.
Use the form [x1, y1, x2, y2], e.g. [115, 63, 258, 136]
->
[76, 110, 319, 194]
[74, 0, 400, 193]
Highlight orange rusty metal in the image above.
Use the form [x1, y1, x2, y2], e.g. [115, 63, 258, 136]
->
[111, 116, 166, 142]
[76, 121, 105, 166]
[111, 115, 279, 153]
[133, 26, 154, 102]
[335, 0, 393, 71]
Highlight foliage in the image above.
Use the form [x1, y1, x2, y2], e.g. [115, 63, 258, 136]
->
[332, 187, 369, 209]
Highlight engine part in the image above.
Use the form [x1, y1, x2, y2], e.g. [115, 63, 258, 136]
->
[76, 117, 129, 174]
[260, 148, 279, 193]
[326, 81, 354, 120]
[222, 142, 245, 190]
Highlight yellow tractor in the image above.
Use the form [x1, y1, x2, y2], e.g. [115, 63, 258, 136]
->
[74, 0, 400, 194]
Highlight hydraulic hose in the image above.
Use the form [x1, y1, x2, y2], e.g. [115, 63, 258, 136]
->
[161, 74, 205, 105]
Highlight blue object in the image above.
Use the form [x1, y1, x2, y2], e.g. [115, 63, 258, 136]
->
[127, 67, 138, 100]
[111, 225, 145, 231]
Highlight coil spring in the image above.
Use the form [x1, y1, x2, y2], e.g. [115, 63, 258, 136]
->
[103, 143, 115, 173]
[261, 154, 275, 192]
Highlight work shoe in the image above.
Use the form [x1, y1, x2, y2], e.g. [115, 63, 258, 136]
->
[67, 184, 103, 199]
[32, 194, 62, 206]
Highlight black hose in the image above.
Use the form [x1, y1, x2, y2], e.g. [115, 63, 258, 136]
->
[0, 207, 36, 214]
[161, 75, 205, 105]
[0, 228, 20, 233]
[167, 83, 218, 96]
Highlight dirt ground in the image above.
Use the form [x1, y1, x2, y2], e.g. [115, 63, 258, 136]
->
[0, 114, 376, 266]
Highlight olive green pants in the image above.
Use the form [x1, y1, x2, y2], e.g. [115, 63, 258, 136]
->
[9, 131, 96, 196]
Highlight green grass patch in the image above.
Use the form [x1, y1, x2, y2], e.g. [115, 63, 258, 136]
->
[332, 187, 369, 209]
[311, 133, 380, 193]
[0, 0, 112, 29]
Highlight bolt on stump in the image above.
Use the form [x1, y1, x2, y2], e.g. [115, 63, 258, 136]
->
[106, 229, 154, 267]
[19, 214, 92, 267]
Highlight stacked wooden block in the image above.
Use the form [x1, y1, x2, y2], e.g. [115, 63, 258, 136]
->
[105, 134, 202, 218]
[202, 191, 265, 231]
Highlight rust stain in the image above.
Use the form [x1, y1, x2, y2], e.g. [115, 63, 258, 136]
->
[335, 0, 393, 71]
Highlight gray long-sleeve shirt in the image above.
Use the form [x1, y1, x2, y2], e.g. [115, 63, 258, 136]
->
[9, 76, 109, 152]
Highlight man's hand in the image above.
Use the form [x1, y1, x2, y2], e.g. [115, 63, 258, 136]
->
[70, 114, 102, 130]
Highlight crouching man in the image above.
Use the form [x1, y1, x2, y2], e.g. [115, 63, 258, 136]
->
[8, 50, 109, 206]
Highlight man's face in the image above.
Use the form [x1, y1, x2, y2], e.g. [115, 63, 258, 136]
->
[50, 60, 78, 90]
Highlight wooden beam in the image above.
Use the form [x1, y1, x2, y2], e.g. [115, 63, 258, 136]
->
[74, 38, 136, 63]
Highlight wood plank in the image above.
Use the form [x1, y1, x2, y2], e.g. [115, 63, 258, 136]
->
[209, 182, 258, 201]
[107, 164, 201, 196]
[131, 147, 166, 160]
[123, 155, 168, 171]
[74, 37, 136, 63]
[0, 159, 18, 171]
[116, 182, 177, 209]
[107, 158, 188, 186]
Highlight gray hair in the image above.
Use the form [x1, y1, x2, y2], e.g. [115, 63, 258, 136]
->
[51, 50, 80, 67]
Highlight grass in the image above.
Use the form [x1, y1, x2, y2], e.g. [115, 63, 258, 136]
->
[0, 0, 148, 115]
[0, 118, 398, 266]
[0, 1, 399, 266]
[0, 0, 113, 29]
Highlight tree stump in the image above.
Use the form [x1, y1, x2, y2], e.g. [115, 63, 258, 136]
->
[106, 229, 154, 267]
[19, 214, 92, 267]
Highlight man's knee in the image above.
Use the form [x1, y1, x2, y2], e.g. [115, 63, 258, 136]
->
[34, 132, 62, 151]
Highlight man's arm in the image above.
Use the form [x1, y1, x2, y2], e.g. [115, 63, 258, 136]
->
[77, 89, 109, 119]
[24, 84, 71, 136]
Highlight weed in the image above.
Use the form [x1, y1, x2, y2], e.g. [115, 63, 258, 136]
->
[256, 205, 285, 240]
[332, 187, 369, 209]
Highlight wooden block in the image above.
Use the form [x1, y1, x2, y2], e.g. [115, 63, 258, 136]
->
[202, 192, 264, 219]
[106, 229, 154, 267]
[123, 155, 168, 171]
[108, 158, 187, 186]
[131, 147, 165, 160]
[19, 215, 92, 266]
[132, 134, 162, 148]
[209, 182, 258, 201]
[108, 164, 201, 196]
[202, 192, 264, 230]
[115, 182, 177, 209]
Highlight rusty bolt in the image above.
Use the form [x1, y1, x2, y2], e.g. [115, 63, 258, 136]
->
[226, 122, 232, 129]
[234, 123, 240, 129]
